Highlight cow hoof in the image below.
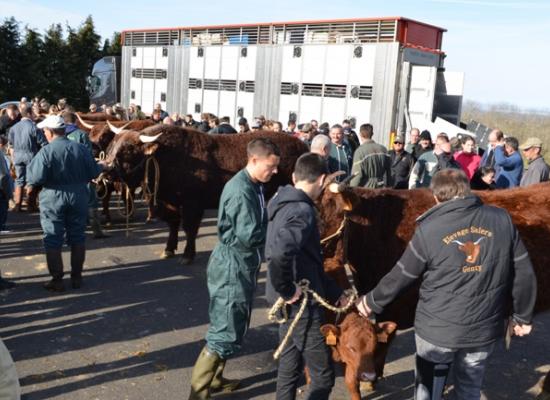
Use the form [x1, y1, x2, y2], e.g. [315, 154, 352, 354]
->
[179, 256, 193, 265]
[161, 250, 175, 259]
[360, 381, 375, 393]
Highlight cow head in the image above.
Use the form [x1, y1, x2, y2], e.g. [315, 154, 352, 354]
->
[102, 130, 147, 189]
[451, 237, 484, 264]
[321, 312, 397, 382]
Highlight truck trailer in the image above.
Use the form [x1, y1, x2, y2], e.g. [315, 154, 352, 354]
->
[91, 17, 464, 144]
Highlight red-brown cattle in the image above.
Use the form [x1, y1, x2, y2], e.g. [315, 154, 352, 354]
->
[317, 183, 550, 387]
[321, 312, 397, 400]
[76, 112, 119, 122]
[103, 125, 309, 263]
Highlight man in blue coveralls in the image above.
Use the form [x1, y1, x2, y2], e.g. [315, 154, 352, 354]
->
[27, 115, 103, 292]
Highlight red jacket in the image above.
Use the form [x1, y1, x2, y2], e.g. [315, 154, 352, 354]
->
[454, 151, 481, 180]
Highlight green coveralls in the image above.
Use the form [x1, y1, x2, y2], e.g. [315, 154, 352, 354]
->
[27, 136, 102, 249]
[205, 169, 266, 359]
[66, 125, 100, 208]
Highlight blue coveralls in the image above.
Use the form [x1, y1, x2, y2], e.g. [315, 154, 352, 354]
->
[7, 118, 47, 187]
[27, 136, 102, 249]
[65, 124, 99, 208]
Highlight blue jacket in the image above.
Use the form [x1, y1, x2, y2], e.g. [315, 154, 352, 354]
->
[8, 118, 48, 164]
[494, 146, 523, 188]
[27, 136, 102, 190]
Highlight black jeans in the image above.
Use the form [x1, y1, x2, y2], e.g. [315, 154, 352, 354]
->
[0, 191, 8, 230]
[276, 303, 334, 400]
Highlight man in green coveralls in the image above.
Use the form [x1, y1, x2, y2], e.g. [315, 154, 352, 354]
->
[63, 111, 107, 239]
[188, 138, 280, 400]
[27, 115, 103, 292]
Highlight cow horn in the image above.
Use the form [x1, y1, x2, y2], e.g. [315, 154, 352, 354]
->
[108, 120, 132, 135]
[76, 113, 94, 130]
[451, 239, 465, 246]
[139, 132, 163, 143]
[328, 172, 358, 193]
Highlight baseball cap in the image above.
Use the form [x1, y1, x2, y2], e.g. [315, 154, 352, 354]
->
[37, 115, 66, 130]
[393, 135, 405, 143]
[519, 137, 543, 150]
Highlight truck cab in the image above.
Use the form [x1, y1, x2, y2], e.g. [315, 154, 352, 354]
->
[87, 56, 120, 107]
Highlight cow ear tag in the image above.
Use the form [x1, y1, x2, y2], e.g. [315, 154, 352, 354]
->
[326, 331, 337, 345]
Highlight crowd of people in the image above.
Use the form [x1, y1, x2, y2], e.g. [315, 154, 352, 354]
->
[0, 97, 544, 400]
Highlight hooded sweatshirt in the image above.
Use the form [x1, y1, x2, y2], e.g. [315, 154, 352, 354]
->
[265, 185, 342, 305]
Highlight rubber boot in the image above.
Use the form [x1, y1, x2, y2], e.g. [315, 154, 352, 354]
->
[89, 209, 108, 239]
[188, 347, 222, 400]
[26, 186, 38, 212]
[210, 359, 240, 394]
[70, 244, 86, 289]
[12, 186, 23, 212]
[44, 249, 65, 292]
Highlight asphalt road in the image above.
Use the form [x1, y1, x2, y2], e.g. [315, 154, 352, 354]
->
[0, 201, 548, 399]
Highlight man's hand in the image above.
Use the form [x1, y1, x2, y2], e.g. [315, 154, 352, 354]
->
[513, 323, 532, 337]
[285, 284, 302, 305]
[355, 295, 372, 318]
[335, 293, 352, 308]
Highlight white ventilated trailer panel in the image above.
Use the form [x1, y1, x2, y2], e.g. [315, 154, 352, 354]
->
[408, 65, 437, 132]
[188, 89, 203, 118]
[279, 94, 300, 124]
[349, 45, 376, 86]
[155, 47, 169, 70]
[280, 45, 303, 82]
[324, 45, 350, 85]
[302, 46, 325, 83]
[130, 77, 142, 106]
[220, 46, 238, 79]
[347, 99, 372, 129]
[189, 47, 205, 79]
[237, 46, 256, 81]
[203, 89, 219, 116]
[218, 92, 236, 120]
[204, 47, 221, 79]
[141, 79, 155, 113]
[142, 47, 157, 69]
[155, 79, 168, 110]
[131, 47, 144, 69]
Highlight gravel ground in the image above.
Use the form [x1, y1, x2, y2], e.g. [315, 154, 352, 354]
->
[0, 202, 548, 399]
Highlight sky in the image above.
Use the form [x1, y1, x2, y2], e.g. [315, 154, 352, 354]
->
[2, 0, 549, 110]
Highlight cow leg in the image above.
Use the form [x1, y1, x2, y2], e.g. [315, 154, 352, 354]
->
[344, 366, 362, 400]
[180, 208, 204, 265]
[103, 187, 112, 226]
[145, 194, 156, 223]
[161, 219, 180, 259]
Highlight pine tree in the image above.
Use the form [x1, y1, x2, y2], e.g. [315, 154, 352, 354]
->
[0, 17, 22, 101]
[20, 28, 45, 100]
[42, 23, 66, 102]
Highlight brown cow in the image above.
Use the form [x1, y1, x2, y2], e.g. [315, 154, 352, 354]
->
[316, 183, 550, 387]
[76, 111, 119, 122]
[320, 312, 397, 400]
[103, 125, 309, 263]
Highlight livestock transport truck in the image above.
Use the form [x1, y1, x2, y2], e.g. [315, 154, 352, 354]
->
[89, 17, 464, 144]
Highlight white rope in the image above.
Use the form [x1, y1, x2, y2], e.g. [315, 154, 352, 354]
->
[267, 279, 357, 360]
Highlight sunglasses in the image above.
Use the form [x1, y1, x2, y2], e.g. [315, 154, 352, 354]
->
[393, 141, 404, 144]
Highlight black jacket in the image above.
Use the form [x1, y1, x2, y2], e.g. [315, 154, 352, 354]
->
[366, 195, 537, 348]
[389, 150, 415, 189]
[265, 185, 342, 305]
[216, 123, 237, 134]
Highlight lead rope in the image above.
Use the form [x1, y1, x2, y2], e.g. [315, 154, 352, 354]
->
[268, 279, 357, 360]
[143, 156, 160, 206]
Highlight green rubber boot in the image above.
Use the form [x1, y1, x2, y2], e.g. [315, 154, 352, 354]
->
[188, 347, 221, 400]
[210, 359, 240, 394]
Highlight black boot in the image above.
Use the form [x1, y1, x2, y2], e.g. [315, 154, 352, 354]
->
[44, 249, 65, 292]
[70, 244, 86, 289]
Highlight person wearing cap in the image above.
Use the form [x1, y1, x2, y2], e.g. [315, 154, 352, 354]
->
[250, 119, 262, 132]
[296, 123, 315, 147]
[8, 107, 48, 212]
[389, 134, 415, 189]
[27, 115, 103, 292]
[350, 123, 390, 188]
[519, 137, 549, 187]
[416, 130, 434, 158]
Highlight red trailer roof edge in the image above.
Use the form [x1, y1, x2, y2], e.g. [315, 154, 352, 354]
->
[120, 16, 447, 35]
